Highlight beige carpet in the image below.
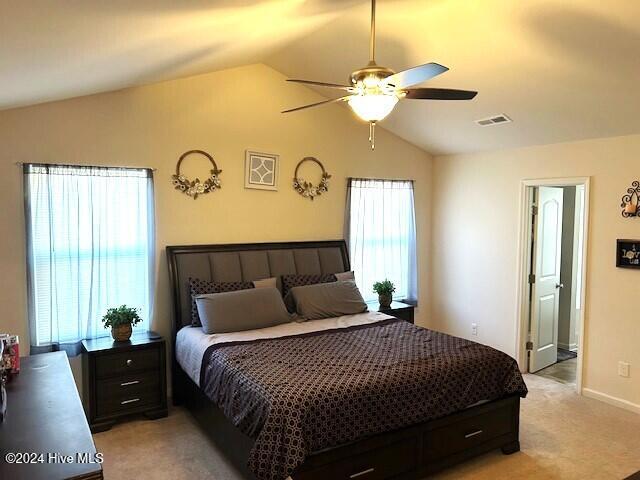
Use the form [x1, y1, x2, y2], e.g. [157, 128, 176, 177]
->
[94, 374, 640, 479]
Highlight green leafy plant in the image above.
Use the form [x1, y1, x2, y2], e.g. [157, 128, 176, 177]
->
[101, 305, 142, 329]
[373, 279, 395, 296]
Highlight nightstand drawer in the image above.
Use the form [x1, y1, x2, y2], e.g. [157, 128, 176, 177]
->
[96, 371, 160, 398]
[96, 372, 161, 417]
[96, 389, 161, 417]
[95, 348, 159, 378]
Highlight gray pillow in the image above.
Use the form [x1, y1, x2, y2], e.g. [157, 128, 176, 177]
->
[195, 287, 292, 334]
[289, 281, 368, 320]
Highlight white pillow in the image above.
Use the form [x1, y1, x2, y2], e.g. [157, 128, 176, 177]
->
[252, 277, 277, 289]
[334, 271, 355, 281]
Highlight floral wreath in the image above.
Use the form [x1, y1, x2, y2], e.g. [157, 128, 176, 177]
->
[171, 150, 222, 199]
[293, 157, 331, 200]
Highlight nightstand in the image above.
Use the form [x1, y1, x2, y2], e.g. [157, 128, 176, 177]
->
[82, 331, 167, 432]
[367, 300, 415, 323]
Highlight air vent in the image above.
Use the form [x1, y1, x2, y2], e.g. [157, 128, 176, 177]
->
[475, 114, 512, 126]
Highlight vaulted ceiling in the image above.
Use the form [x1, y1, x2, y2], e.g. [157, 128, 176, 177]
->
[2, 0, 639, 154]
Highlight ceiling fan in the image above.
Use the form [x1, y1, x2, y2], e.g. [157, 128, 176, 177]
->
[282, 0, 477, 149]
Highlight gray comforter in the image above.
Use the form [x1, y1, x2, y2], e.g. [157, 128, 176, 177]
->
[199, 318, 528, 480]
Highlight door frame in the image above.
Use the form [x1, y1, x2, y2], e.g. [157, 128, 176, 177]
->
[515, 177, 590, 394]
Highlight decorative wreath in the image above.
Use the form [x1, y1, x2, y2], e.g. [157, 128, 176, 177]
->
[293, 157, 331, 200]
[171, 150, 222, 199]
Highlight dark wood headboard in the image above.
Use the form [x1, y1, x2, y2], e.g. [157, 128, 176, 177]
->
[166, 240, 350, 338]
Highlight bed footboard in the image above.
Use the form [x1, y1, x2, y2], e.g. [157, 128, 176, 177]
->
[175, 363, 520, 480]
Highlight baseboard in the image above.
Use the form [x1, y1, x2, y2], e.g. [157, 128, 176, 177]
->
[557, 342, 578, 351]
[582, 388, 640, 415]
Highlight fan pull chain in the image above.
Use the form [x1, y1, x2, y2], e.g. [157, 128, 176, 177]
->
[369, 121, 376, 150]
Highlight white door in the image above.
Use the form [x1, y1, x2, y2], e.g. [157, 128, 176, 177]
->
[530, 187, 564, 373]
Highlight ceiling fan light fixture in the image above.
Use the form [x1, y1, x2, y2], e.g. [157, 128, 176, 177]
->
[347, 94, 398, 122]
[281, 0, 477, 150]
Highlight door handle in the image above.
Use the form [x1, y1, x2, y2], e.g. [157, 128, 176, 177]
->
[555, 283, 564, 289]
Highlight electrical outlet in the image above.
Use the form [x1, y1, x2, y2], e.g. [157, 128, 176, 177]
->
[471, 323, 478, 336]
[618, 361, 630, 378]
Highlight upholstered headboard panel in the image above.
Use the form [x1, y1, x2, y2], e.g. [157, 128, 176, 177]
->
[166, 240, 350, 331]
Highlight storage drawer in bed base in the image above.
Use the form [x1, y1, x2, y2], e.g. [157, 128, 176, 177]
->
[293, 396, 520, 480]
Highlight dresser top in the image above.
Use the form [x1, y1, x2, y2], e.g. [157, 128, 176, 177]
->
[0, 351, 102, 480]
[82, 331, 163, 353]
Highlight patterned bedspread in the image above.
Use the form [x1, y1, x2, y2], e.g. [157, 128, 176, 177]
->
[199, 318, 528, 480]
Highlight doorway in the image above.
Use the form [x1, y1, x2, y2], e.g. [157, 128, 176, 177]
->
[516, 178, 590, 393]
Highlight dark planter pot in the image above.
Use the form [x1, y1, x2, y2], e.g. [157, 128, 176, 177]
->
[111, 324, 132, 342]
[378, 293, 392, 308]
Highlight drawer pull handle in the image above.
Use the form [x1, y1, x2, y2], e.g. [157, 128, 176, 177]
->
[464, 430, 483, 439]
[350, 468, 375, 478]
[126, 359, 133, 366]
[121, 398, 140, 405]
[120, 380, 140, 387]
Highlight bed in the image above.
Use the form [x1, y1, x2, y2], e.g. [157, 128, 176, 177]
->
[167, 240, 527, 480]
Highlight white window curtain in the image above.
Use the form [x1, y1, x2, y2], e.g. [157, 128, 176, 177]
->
[345, 178, 417, 303]
[23, 164, 155, 355]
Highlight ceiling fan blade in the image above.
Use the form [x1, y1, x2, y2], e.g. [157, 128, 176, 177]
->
[286, 79, 353, 91]
[403, 88, 477, 100]
[382, 62, 449, 89]
[282, 96, 351, 113]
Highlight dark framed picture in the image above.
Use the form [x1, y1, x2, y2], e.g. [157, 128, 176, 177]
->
[616, 239, 640, 269]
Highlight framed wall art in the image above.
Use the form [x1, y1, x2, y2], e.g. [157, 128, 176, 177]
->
[245, 150, 279, 191]
[616, 239, 640, 269]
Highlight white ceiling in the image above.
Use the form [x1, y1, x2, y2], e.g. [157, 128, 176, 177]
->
[2, 0, 640, 155]
[0, 1, 359, 109]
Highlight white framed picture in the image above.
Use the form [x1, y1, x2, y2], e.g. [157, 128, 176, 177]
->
[244, 150, 279, 191]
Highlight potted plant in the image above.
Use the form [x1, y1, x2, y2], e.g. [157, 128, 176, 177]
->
[102, 305, 142, 342]
[373, 280, 395, 308]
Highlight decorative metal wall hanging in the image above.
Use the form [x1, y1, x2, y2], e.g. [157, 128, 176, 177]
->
[616, 239, 640, 268]
[171, 150, 221, 199]
[293, 157, 331, 200]
[620, 180, 639, 217]
[245, 150, 279, 191]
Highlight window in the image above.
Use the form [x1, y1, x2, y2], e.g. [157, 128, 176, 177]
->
[24, 164, 155, 354]
[345, 178, 417, 303]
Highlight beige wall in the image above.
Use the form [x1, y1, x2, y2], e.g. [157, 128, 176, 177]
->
[4, 59, 637, 414]
[0, 63, 433, 372]
[432, 134, 640, 410]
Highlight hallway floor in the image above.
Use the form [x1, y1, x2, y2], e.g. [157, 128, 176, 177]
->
[535, 357, 577, 387]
